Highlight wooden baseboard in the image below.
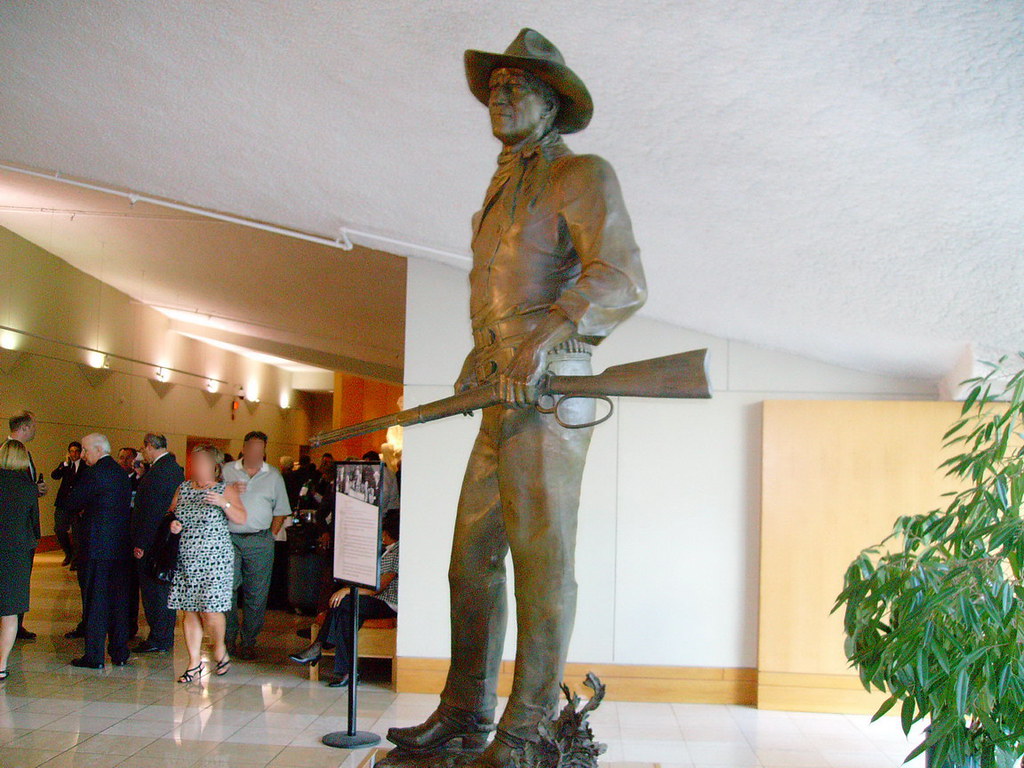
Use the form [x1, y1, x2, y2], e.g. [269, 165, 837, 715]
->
[756, 671, 888, 714]
[395, 657, 757, 705]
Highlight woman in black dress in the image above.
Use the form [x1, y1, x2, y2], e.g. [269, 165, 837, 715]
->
[0, 439, 41, 680]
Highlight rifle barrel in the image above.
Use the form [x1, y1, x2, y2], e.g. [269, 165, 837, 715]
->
[309, 349, 710, 447]
[309, 384, 500, 447]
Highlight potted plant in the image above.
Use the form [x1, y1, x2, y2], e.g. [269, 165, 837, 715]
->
[835, 356, 1024, 768]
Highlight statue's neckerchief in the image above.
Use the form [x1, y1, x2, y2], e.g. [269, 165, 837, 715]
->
[482, 130, 565, 224]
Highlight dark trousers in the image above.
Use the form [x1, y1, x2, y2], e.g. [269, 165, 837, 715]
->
[319, 594, 396, 676]
[54, 506, 75, 560]
[225, 530, 275, 648]
[128, 564, 139, 638]
[136, 561, 175, 650]
[81, 558, 131, 664]
[17, 553, 34, 631]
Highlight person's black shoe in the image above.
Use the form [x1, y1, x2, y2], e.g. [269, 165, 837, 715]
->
[112, 659, 130, 667]
[64, 628, 85, 639]
[296, 627, 312, 640]
[288, 642, 322, 665]
[70, 658, 104, 669]
[326, 674, 350, 688]
[16, 627, 36, 640]
[131, 641, 165, 654]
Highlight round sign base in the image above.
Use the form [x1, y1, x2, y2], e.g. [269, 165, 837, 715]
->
[322, 731, 381, 749]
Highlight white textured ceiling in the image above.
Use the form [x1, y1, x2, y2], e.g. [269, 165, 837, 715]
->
[2, 1, 1022, 380]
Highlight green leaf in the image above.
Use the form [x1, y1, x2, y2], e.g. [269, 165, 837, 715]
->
[963, 385, 982, 414]
[955, 666, 970, 715]
[900, 695, 915, 735]
[872, 695, 898, 722]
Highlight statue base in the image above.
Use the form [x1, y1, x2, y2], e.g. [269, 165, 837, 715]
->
[362, 673, 608, 768]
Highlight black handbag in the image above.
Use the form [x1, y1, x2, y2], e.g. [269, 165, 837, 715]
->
[143, 512, 181, 585]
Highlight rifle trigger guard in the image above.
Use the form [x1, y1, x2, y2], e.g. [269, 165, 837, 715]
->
[535, 394, 614, 430]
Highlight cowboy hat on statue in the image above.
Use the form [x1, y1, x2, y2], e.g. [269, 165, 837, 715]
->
[464, 27, 594, 134]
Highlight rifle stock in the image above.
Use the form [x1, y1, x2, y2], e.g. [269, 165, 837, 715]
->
[309, 349, 711, 448]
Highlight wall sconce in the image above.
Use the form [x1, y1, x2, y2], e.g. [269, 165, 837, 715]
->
[87, 350, 109, 369]
[0, 332, 25, 375]
[279, 391, 291, 409]
[206, 378, 220, 393]
[154, 366, 170, 382]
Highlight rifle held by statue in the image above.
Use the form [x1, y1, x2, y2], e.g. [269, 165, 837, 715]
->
[310, 349, 711, 447]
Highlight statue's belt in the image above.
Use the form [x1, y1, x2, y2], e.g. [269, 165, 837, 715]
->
[472, 314, 591, 381]
[472, 314, 591, 356]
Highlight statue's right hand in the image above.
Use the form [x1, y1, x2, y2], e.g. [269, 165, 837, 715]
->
[454, 373, 478, 395]
[454, 353, 478, 395]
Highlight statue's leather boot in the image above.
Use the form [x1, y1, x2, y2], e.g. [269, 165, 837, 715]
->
[387, 704, 494, 753]
[464, 731, 522, 768]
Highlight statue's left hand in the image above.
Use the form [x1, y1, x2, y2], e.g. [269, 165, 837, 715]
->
[501, 343, 547, 408]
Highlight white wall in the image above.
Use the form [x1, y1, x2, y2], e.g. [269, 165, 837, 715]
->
[397, 259, 935, 670]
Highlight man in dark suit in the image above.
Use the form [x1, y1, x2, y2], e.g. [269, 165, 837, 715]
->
[8, 410, 45, 641]
[130, 433, 183, 654]
[51, 441, 84, 566]
[64, 433, 133, 668]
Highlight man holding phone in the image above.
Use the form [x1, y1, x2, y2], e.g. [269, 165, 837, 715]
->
[7, 411, 46, 640]
[51, 441, 83, 566]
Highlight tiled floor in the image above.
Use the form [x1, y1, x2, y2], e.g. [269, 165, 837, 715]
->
[0, 551, 927, 768]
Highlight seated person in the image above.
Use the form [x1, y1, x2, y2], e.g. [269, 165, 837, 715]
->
[290, 510, 399, 686]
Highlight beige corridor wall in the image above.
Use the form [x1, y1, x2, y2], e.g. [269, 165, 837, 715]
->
[758, 399, 964, 712]
[0, 227, 316, 532]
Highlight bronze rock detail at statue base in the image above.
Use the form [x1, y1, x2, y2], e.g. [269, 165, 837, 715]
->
[511, 673, 607, 768]
[373, 675, 607, 768]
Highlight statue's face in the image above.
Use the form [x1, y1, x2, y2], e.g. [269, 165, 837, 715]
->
[488, 68, 553, 146]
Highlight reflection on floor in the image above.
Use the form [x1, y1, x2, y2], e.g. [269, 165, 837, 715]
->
[0, 551, 926, 767]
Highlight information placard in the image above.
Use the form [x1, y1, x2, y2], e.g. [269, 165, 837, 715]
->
[333, 461, 383, 589]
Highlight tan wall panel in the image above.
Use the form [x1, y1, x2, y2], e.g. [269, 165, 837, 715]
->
[758, 400, 964, 711]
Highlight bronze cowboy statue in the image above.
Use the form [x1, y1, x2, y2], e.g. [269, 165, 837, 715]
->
[386, 28, 648, 768]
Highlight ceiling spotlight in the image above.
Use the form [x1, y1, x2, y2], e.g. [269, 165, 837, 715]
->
[87, 350, 108, 369]
[206, 379, 219, 393]
[155, 367, 170, 382]
[0, 331, 17, 350]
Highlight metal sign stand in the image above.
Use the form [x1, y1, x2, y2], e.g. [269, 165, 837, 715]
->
[321, 584, 380, 750]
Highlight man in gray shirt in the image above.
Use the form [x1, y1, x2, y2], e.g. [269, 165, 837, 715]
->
[222, 430, 290, 659]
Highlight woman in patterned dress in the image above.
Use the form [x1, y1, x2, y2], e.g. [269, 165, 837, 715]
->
[167, 444, 246, 683]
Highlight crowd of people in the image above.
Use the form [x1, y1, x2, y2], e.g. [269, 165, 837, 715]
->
[0, 409, 400, 686]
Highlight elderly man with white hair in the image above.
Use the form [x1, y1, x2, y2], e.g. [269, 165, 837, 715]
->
[64, 433, 133, 668]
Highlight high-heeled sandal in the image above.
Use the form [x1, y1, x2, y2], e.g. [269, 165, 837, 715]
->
[177, 663, 203, 683]
[215, 656, 231, 676]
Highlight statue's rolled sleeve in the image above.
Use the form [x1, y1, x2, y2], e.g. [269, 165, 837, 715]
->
[554, 155, 647, 342]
